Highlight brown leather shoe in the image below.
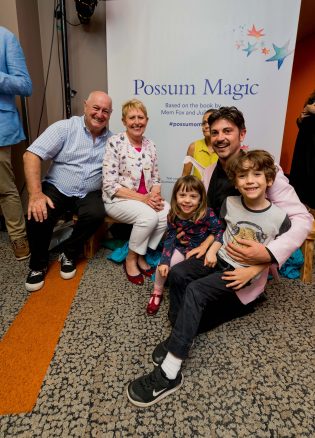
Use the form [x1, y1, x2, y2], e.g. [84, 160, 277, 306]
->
[11, 237, 31, 261]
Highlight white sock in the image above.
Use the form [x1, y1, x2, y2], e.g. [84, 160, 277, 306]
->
[161, 352, 182, 380]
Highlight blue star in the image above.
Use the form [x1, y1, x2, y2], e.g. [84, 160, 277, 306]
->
[242, 42, 257, 57]
[266, 41, 292, 69]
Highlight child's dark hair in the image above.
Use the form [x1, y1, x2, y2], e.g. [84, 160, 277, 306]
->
[225, 149, 277, 185]
[169, 175, 207, 223]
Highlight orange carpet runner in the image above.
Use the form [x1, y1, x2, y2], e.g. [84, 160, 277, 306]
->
[0, 259, 87, 414]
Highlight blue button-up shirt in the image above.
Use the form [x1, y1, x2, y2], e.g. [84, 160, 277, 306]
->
[0, 26, 32, 147]
[27, 116, 112, 198]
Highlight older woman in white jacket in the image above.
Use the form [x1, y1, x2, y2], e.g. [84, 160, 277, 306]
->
[102, 99, 169, 285]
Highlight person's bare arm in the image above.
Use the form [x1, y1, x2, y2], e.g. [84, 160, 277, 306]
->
[115, 186, 148, 202]
[186, 234, 215, 259]
[182, 142, 195, 176]
[204, 240, 222, 267]
[115, 186, 164, 212]
[23, 151, 54, 222]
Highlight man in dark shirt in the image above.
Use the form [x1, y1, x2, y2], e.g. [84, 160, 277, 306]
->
[126, 106, 313, 407]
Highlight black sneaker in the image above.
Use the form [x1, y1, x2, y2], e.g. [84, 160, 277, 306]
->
[25, 269, 47, 292]
[127, 365, 183, 407]
[152, 338, 169, 366]
[59, 252, 76, 279]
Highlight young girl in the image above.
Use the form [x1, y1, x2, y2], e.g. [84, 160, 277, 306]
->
[181, 110, 218, 179]
[146, 175, 224, 315]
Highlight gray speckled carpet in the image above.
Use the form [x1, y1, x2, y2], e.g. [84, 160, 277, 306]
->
[0, 231, 314, 437]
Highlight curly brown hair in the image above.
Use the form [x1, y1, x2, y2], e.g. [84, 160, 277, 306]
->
[225, 149, 277, 185]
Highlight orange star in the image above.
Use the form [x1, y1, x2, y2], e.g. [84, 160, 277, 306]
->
[247, 25, 265, 39]
[261, 47, 270, 55]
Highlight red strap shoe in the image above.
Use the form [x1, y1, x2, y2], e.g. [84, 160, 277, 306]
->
[146, 293, 163, 315]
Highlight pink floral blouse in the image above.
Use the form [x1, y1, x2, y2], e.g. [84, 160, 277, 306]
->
[102, 132, 161, 203]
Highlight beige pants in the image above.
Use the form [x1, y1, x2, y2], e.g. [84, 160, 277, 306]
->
[105, 199, 169, 255]
[0, 146, 27, 241]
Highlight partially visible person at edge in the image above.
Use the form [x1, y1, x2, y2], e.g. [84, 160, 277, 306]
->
[0, 26, 32, 260]
[102, 99, 169, 285]
[289, 89, 315, 213]
[146, 175, 224, 315]
[23, 91, 113, 292]
[126, 106, 313, 407]
[181, 109, 218, 179]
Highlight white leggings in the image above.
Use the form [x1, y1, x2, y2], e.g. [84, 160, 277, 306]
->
[154, 249, 185, 291]
[105, 199, 169, 255]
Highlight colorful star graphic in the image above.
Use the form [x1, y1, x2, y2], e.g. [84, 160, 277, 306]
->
[247, 25, 265, 39]
[266, 41, 292, 69]
[261, 47, 270, 55]
[242, 42, 257, 57]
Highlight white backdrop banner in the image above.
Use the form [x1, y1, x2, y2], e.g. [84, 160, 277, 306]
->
[106, 0, 301, 200]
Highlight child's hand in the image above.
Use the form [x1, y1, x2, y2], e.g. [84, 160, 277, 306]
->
[222, 265, 266, 290]
[186, 245, 207, 259]
[204, 250, 217, 268]
[158, 264, 169, 277]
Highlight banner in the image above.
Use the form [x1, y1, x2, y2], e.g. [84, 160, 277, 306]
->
[106, 0, 301, 200]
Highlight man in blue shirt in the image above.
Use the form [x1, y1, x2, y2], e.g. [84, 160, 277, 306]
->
[0, 26, 32, 260]
[23, 91, 113, 291]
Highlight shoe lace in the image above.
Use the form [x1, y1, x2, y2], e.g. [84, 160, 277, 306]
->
[141, 368, 162, 390]
[12, 238, 28, 249]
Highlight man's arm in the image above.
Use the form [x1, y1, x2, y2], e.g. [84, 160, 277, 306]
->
[23, 151, 54, 222]
[0, 30, 32, 96]
[225, 239, 272, 264]
[264, 167, 313, 267]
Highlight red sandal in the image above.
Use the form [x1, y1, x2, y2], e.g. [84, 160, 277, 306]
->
[123, 261, 144, 285]
[146, 292, 163, 315]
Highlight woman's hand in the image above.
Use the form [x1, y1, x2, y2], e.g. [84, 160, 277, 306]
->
[145, 192, 165, 211]
[305, 102, 315, 115]
[158, 264, 169, 277]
